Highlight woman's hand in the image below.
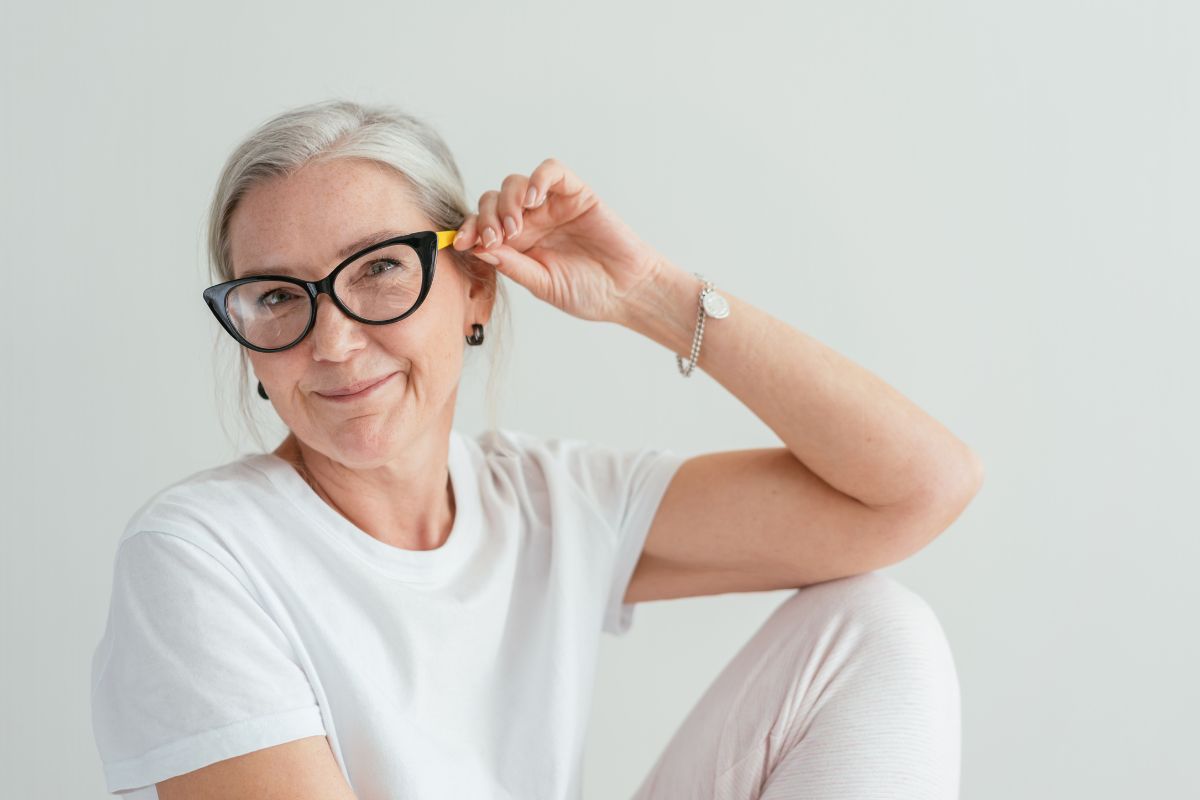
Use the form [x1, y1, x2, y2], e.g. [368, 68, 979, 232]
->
[452, 158, 667, 323]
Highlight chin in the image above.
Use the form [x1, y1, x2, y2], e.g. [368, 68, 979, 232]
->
[316, 421, 406, 465]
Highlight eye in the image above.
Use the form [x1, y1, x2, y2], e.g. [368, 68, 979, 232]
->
[258, 287, 302, 307]
[367, 258, 403, 276]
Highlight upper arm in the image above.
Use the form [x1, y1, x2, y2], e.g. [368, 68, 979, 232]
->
[624, 447, 981, 601]
[157, 735, 356, 800]
[91, 531, 328, 793]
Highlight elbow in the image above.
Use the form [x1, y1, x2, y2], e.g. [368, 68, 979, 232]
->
[962, 446, 985, 500]
[898, 447, 985, 544]
[970, 448, 986, 493]
[938, 446, 985, 525]
[927, 442, 984, 507]
[955, 446, 985, 499]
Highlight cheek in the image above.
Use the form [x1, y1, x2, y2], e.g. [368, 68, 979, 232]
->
[250, 354, 309, 409]
[262, 353, 306, 381]
[405, 331, 463, 378]
[390, 298, 464, 368]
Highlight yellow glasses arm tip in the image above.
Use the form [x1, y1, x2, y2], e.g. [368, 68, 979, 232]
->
[436, 230, 458, 250]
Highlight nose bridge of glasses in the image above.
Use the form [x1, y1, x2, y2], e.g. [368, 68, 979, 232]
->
[311, 271, 356, 317]
[312, 287, 355, 325]
[306, 290, 367, 357]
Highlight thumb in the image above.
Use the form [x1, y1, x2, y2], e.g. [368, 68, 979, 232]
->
[477, 244, 551, 299]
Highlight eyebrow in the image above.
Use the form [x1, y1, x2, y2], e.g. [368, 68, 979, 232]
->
[236, 229, 413, 279]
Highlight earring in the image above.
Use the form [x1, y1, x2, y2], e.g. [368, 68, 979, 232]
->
[257, 380, 269, 400]
[465, 323, 485, 346]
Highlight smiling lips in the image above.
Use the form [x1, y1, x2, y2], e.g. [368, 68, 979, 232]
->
[315, 371, 400, 400]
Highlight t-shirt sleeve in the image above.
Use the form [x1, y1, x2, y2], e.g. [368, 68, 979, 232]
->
[90, 530, 326, 796]
[597, 444, 686, 636]
[528, 432, 687, 637]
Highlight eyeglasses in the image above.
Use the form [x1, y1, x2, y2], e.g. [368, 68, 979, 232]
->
[202, 230, 458, 353]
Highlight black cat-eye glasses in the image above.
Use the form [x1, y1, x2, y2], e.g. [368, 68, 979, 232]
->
[202, 230, 458, 353]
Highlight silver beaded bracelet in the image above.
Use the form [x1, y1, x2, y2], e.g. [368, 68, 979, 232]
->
[676, 272, 730, 377]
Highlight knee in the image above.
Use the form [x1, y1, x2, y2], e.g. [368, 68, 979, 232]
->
[776, 571, 958, 675]
[764, 573, 962, 792]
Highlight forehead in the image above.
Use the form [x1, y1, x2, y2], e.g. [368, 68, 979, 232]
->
[228, 158, 427, 279]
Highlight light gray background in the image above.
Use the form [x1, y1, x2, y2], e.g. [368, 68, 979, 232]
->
[2, 1, 1195, 797]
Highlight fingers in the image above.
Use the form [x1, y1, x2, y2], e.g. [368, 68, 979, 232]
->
[477, 174, 535, 250]
[525, 157, 582, 208]
[496, 173, 529, 241]
[476, 190, 502, 249]
[452, 213, 478, 251]
[456, 158, 576, 256]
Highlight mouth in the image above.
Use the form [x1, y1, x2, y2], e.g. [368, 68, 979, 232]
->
[315, 371, 400, 402]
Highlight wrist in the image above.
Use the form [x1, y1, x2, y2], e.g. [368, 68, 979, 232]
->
[615, 257, 703, 358]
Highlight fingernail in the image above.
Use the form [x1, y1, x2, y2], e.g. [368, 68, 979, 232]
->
[455, 229, 469, 247]
[523, 186, 538, 207]
[534, 192, 547, 208]
[477, 252, 499, 265]
[482, 227, 497, 247]
[503, 215, 518, 237]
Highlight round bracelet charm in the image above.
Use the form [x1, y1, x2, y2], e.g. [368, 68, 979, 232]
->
[701, 288, 730, 319]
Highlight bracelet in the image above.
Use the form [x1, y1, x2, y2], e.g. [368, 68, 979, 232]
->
[676, 272, 730, 377]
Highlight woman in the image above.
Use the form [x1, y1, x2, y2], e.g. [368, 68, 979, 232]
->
[90, 99, 982, 799]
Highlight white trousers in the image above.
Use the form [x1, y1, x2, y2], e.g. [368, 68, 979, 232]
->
[630, 571, 962, 799]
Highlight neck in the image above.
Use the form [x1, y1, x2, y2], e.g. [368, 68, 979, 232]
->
[273, 431, 456, 551]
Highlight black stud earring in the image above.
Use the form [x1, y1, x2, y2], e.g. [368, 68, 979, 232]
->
[257, 380, 269, 400]
[465, 323, 485, 346]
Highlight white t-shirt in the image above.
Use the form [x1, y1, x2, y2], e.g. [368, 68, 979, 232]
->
[90, 427, 686, 799]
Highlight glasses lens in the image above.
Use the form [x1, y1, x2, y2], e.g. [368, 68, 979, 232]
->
[225, 279, 311, 350]
[334, 242, 424, 322]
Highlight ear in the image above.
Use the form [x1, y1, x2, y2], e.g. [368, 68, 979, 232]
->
[461, 257, 497, 327]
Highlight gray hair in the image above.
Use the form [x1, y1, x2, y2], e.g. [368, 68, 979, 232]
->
[204, 99, 509, 453]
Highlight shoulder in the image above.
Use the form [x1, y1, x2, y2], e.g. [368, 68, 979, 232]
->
[117, 454, 275, 558]
[462, 426, 684, 524]
[470, 426, 613, 468]
[472, 426, 675, 481]
[461, 427, 594, 525]
[466, 426, 595, 488]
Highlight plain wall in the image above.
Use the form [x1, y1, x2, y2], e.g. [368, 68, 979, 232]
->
[2, 0, 1196, 797]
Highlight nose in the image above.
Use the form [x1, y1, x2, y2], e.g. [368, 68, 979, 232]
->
[308, 293, 367, 361]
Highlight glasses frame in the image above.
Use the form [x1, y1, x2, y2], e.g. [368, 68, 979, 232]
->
[202, 229, 459, 353]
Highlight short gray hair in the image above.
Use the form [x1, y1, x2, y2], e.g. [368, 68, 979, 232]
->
[204, 99, 509, 453]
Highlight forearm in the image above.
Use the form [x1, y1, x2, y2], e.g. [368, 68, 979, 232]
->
[616, 258, 983, 511]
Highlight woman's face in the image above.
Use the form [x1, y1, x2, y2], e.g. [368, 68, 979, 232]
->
[227, 157, 490, 468]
